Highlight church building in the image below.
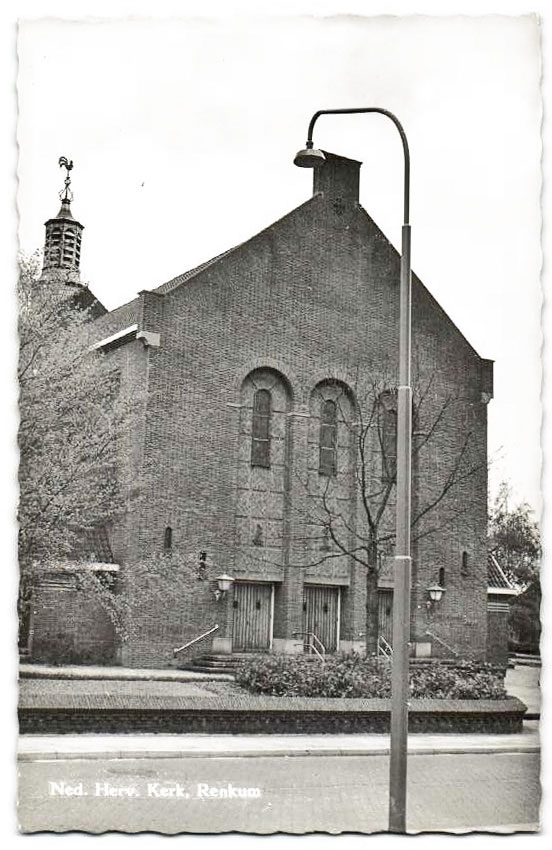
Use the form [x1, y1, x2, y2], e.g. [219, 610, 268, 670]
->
[24, 149, 516, 669]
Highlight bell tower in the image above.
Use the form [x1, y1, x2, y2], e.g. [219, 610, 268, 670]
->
[41, 156, 84, 283]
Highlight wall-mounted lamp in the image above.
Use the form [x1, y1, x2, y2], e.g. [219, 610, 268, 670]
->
[426, 582, 445, 611]
[213, 573, 234, 601]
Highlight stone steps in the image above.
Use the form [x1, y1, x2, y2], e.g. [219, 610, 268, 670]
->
[511, 653, 541, 667]
[182, 653, 496, 676]
[183, 654, 261, 675]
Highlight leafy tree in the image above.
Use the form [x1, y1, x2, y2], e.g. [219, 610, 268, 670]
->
[488, 481, 541, 587]
[17, 254, 130, 642]
[488, 482, 541, 653]
[508, 581, 541, 654]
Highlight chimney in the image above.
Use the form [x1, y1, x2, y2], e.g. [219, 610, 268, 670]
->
[313, 151, 361, 205]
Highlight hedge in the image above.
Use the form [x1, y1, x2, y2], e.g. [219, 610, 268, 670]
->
[235, 653, 507, 699]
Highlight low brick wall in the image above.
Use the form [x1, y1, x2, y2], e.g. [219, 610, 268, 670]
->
[18, 694, 526, 735]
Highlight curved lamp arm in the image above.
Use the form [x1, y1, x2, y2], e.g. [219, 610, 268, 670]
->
[302, 107, 410, 225]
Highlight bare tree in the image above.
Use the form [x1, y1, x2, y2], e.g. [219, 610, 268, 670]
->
[294, 375, 487, 653]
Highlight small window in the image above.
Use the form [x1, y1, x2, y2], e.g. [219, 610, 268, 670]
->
[164, 526, 172, 551]
[251, 389, 271, 467]
[197, 551, 207, 580]
[461, 551, 469, 574]
[319, 399, 337, 476]
[252, 524, 264, 546]
[438, 567, 445, 587]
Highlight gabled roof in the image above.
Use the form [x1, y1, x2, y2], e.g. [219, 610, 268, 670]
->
[152, 195, 318, 298]
[91, 185, 487, 364]
[154, 247, 238, 295]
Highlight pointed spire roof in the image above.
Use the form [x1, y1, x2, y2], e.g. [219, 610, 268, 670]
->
[48, 197, 78, 224]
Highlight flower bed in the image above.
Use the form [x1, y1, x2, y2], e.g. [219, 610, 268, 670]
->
[235, 653, 507, 700]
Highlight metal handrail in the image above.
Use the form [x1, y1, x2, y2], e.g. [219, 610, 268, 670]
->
[173, 624, 219, 657]
[293, 631, 326, 661]
[424, 629, 460, 658]
[378, 635, 393, 658]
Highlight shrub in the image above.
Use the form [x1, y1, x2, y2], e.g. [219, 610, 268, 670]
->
[235, 653, 507, 699]
[409, 661, 507, 700]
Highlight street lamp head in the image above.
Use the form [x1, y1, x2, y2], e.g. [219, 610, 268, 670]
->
[293, 144, 326, 168]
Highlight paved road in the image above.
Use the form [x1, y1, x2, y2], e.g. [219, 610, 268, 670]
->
[18, 751, 540, 834]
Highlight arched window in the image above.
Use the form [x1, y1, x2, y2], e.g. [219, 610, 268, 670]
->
[251, 389, 271, 468]
[164, 526, 172, 551]
[461, 551, 469, 574]
[438, 567, 445, 587]
[378, 391, 397, 483]
[319, 399, 338, 476]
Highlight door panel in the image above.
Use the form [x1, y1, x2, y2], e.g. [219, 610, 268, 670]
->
[378, 589, 394, 646]
[302, 585, 339, 653]
[232, 583, 272, 651]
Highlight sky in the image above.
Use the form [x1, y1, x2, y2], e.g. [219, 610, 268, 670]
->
[15, 14, 543, 517]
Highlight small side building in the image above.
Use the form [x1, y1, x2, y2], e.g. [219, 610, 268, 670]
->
[486, 553, 518, 666]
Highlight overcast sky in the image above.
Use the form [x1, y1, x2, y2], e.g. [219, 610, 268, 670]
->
[16, 13, 543, 513]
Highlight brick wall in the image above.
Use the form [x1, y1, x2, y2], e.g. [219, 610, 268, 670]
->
[30, 576, 117, 665]
[487, 598, 511, 666]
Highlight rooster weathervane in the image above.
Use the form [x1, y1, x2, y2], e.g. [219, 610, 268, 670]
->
[58, 156, 74, 202]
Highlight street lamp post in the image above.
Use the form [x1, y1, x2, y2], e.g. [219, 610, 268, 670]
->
[294, 108, 412, 834]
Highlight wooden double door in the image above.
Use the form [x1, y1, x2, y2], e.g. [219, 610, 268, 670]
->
[232, 582, 273, 651]
[302, 585, 340, 653]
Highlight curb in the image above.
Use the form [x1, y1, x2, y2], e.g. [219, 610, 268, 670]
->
[18, 743, 540, 761]
[410, 823, 540, 834]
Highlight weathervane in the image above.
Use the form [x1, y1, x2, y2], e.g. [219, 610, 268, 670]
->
[58, 156, 74, 202]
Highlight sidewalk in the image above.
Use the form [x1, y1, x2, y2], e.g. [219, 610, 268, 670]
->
[505, 663, 540, 715]
[18, 721, 540, 761]
[19, 663, 233, 682]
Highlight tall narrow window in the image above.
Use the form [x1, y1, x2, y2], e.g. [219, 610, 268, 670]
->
[438, 567, 445, 587]
[164, 526, 173, 551]
[319, 399, 337, 476]
[251, 389, 271, 468]
[379, 391, 397, 483]
[461, 551, 469, 574]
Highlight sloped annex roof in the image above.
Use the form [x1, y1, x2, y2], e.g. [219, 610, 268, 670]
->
[488, 552, 516, 591]
[90, 294, 141, 337]
[41, 526, 119, 578]
[79, 525, 116, 564]
[379, 553, 516, 592]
